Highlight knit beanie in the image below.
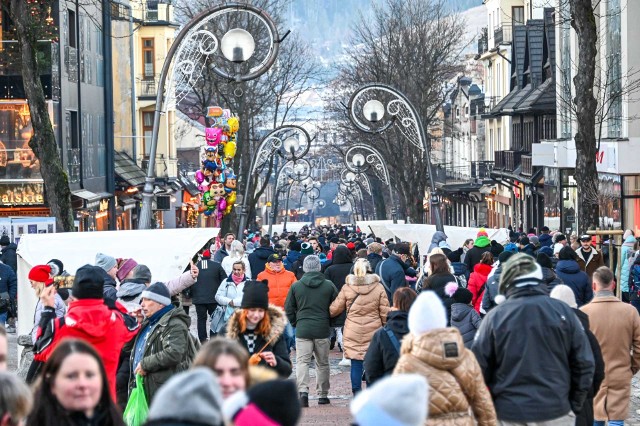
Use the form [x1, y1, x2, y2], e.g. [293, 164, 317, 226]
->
[290, 241, 302, 252]
[498, 253, 543, 298]
[47, 259, 64, 277]
[520, 236, 530, 246]
[140, 282, 171, 306]
[536, 252, 553, 269]
[550, 284, 578, 309]
[147, 367, 224, 426]
[529, 236, 539, 246]
[350, 374, 428, 426]
[241, 280, 269, 309]
[72, 265, 105, 299]
[29, 264, 53, 285]
[451, 286, 473, 305]
[537, 246, 553, 257]
[116, 258, 138, 282]
[300, 242, 314, 255]
[94, 252, 116, 272]
[302, 255, 321, 273]
[477, 228, 488, 238]
[503, 243, 518, 253]
[132, 264, 152, 283]
[223, 379, 301, 426]
[0, 235, 9, 246]
[408, 291, 447, 334]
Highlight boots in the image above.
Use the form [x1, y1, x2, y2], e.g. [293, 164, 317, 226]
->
[299, 392, 309, 407]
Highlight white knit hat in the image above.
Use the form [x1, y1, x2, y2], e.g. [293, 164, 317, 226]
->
[408, 291, 447, 334]
[350, 374, 428, 426]
[550, 284, 578, 309]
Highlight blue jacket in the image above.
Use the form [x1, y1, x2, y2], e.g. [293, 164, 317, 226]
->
[619, 236, 636, 292]
[248, 246, 276, 277]
[375, 255, 407, 302]
[283, 250, 301, 272]
[555, 260, 593, 307]
[0, 262, 16, 299]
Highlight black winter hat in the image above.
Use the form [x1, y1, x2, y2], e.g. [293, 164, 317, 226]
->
[72, 265, 105, 299]
[453, 287, 473, 305]
[498, 250, 514, 264]
[0, 235, 9, 246]
[223, 379, 301, 426]
[241, 280, 269, 309]
[536, 252, 554, 269]
[290, 241, 302, 252]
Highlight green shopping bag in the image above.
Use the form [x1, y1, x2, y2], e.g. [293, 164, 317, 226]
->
[123, 374, 148, 426]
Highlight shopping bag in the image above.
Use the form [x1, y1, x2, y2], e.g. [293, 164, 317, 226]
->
[210, 305, 227, 335]
[123, 374, 148, 426]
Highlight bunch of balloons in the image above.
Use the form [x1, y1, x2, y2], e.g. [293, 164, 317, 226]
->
[193, 106, 239, 225]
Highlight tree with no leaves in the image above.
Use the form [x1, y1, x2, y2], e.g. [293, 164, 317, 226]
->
[332, 0, 467, 223]
[3, 0, 75, 231]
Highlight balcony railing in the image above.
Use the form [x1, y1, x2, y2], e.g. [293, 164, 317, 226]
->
[67, 148, 81, 183]
[471, 161, 494, 179]
[522, 155, 533, 176]
[494, 151, 505, 169]
[477, 27, 488, 56]
[494, 25, 513, 45]
[137, 75, 159, 98]
[505, 150, 522, 172]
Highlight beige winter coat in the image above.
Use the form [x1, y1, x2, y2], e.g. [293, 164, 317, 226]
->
[581, 294, 640, 420]
[329, 274, 390, 360]
[393, 328, 496, 426]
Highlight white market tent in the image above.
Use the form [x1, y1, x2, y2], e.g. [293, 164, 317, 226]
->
[16, 228, 218, 338]
[356, 220, 405, 241]
[262, 222, 310, 235]
[383, 224, 510, 260]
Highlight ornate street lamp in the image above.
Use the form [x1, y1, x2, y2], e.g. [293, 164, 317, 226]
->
[139, 3, 282, 229]
[237, 125, 310, 237]
[347, 83, 444, 231]
[343, 144, 396, 223]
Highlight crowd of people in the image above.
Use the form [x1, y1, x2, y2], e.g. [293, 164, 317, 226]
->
[0, 223, 639, 425]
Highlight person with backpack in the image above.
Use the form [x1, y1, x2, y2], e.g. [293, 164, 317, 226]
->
[628, 255, 640, 315]
[467, 252, 493, 313]
[364, 287, 416, 384]
[291, 242, 314, 280]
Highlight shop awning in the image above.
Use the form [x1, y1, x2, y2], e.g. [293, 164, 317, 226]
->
[177, 174, 200, 197]
[114, 151, 146, 188]
[71, 189, 100, 202]
[117, 195, 139, 211]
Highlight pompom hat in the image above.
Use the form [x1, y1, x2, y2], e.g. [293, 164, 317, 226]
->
[408, 291, 447, 334]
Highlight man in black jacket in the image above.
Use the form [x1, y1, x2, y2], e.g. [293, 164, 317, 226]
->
[248, 236, 276, 277]
[472, 253, 595, 424]
[0, 236, 16, 274]
[0, 262, 16, 328]
[191, 250, 227, 343]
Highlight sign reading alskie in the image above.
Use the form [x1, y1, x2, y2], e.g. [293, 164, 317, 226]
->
[0, 182, 45, 206]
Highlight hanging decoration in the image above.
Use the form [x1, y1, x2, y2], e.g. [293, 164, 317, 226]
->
[192, 106, 239, 225]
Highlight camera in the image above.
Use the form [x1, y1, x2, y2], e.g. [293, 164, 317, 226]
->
[53, 275, 75, 289]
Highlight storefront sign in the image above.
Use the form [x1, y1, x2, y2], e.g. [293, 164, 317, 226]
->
[0, 182, 45, 206]
[99, 199, 109, 212]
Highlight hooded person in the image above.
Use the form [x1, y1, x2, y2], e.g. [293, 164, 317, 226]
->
[427, 231, 448, 254]
[146, 367, 224, 426]
[618, 232, 636, 300]
[0, 235, 17, 273]
[248, 237, 277, 277]
[472, 254, 595, 423]
[393, 292, 496, 425]
[463, 229, 492, 271]
[536, 252, 563, 292]
[351, 374, 428, 426]
[538, 226, 553, 248]
[448, 285, 481, 348]
[283, 241, 302, 272]
[30, 265, 140, 398]
[555, 246, 592, 307]
[481, 250, 513, 315]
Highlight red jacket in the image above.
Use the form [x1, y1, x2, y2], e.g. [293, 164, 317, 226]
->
[467, 263, 493, 313]
[34, 299, 139, 400]
[257, 265, 296, 309]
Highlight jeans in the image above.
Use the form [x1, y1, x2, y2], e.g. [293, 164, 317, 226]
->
[295, 338, 330, 397]
[350, 359, 364, 393]
[195, 303, 217, 343]
[284, 322, 295, 350]
[594, 421, 624, 426]
[0, 311, 6, 327]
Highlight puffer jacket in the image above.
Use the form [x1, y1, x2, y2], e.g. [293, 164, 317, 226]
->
[257, 264, 296, 309]
[329, 274, 390, 360]
[226, 304, 292, 378]
[394, 328, 496, 425]
[450, 303, 482, 348]
[125, 306, 195, 402]
[555, 259, 593, 307]
[618, 236, 636, 293]
[467, 263, 492, 313]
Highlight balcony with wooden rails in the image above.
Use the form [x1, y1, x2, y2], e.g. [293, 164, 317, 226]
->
[522, 155, 533, 176]
[504, 151, 522, 172]
[494, 151, 505, 169]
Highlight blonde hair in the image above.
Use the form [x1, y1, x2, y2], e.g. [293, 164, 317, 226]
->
[0, 372, 33, 422]
[353, 258, 371, 277]
[31, 281, 46, 297]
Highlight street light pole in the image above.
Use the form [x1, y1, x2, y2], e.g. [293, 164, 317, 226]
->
[347, 83, 443, 231]
[139, 3, 282, 229]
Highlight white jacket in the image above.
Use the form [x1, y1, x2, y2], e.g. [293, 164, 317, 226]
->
[215, 277, 246, 320]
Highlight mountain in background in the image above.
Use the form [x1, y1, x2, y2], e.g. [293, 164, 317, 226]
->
[286, 0, 483, 66]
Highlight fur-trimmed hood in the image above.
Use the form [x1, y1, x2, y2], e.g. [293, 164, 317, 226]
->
[345, 273, 382, 295]
[225, 304, 287, 342]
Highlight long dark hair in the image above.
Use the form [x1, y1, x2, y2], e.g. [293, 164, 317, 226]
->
[28, 339, 124, 426]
